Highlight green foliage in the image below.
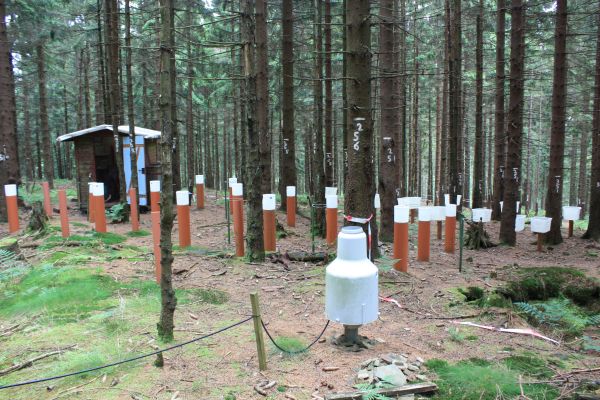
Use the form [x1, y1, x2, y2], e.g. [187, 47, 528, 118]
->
[106, 203, 128, 223]
[515, 298, 600, 336]
[425, 358, 558, 399]
[270, 336, 306, 354]
[352, 383, 392, 400]
[503, 353, 554, 378]
[458, 286, 484, 302]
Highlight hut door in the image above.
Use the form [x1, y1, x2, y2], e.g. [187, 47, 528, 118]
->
[123, 136, 148, 206]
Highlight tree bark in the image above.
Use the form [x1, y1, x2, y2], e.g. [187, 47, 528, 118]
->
[472, 0, 484, 208]
[447, 0, 462, 203]
[125, 0, 138, 207]
[583, 3, 600, 240]
[22, 83, 34, 182]
[0, 0, 20, 221]
[36, 42, 54, 189]
[378, 0, 397, 242]
[492, 0, 506, 220]
[157, 0, 177, 343]
[544, 0, 568, 245]
[499, 0, 525, 245]
[397, 0, 406, 195]
[345, 0, 378, 258]
[279, 0, 296, 210]
[578, 92, 590, 215]
[312, 0, 325, 237]
[185, 3, 195, 192]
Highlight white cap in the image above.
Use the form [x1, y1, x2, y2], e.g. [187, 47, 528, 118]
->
[408, 197, 421, 208]
[394, 205, 410, 223]
[444, 194, 450, 206]
[445, 204, 457, 217]
[176, 191, 189, 206]
[286, 186, 296, 197]
[456, 195, 462, 205]
[232, 183, 243, 196]
[374, 193, 381, 209]
[150, 180, 161, 192]
[326, 195, 338, 209]
[432, 206, 446, 221]
[93, 182, 105, 196]
[228, 177, 238, 187]
[325, 187, 337, 196]
[4, 184, 17, 197]
[418, 206, 433, 222]
[398, 197, 409, 206]
[262, 194, 276, 210]
[195, 175, 205, 184]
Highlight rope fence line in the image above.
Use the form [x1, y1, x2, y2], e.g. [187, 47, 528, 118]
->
[261, 319, 330, 354]
[0, 316, 253, 390]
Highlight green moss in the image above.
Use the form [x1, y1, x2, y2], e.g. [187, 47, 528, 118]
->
[425, 358, 559, 400]
[93, 232, 127, 245]
[269, 336, 306, 354]
[126, 229, 151, 237]
[458, 286, 485, 302]
[503, 353, 554, 378]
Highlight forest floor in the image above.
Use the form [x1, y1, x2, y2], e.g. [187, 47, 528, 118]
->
[0, 182, 599, 400]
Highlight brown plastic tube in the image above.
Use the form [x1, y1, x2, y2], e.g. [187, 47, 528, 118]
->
[326, 207, 337, 246]
[196, 184, 205, 209]
[58, 189, 70, 238]
[393, 222, 409, 272]
[444, 216, 456, 253]
[178, 204, 191, 248]
[6, 192, 19, 234]
[233, 195, 245, 257]
[417, 221, 431, 261]
[95, 193, 107, 233]
[88, 189, 95, 223]
[151, 191, 160, 212]
[263, 209, 276, 251]
[286, 196, 296, 227]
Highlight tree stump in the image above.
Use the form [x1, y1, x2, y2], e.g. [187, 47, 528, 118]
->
[27, 201, 48, 234]
[464, 221, 495, 250]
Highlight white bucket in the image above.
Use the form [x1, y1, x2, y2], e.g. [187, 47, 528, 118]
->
[472, 208, 492, 223]
[515, 214, 526, 232]
[531, 217, 552, 233]
[562, 206, 581, 221]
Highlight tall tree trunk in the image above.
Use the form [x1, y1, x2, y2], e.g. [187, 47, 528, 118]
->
[105, 0, 126, 203]
[83, 46, 92, 127]
[345, 0, 378, 257]
[447, 0, 462, 203]
[397, 0, 406, 195]
[578, 92, 590, 214]
[492, 0, 506, 220]
[378, 0, 397, 241]
[185, 3, 195, 192]
[324, 0, 334, 187]
[37, 42, 54, 189]
[499, 0, 525, 245]
[62, 86, 72, 179]
[157, 0, 177, 343]
[242, 0, 266, 261]
[568, 133, 578, 206]
[410, 17, 420, 197]
[279, 0, 296, 209]
[583, 4, 600, 240]
[312, 0, 325, 236]
[125, 0, 138, 206]
[472, 0, 484, 208]
[544, 0, 568, 245]
[22, 83, 34, 182]
[0, 0, 19, 221]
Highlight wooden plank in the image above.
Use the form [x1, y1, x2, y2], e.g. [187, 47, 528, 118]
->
[325, 382, 438, 400]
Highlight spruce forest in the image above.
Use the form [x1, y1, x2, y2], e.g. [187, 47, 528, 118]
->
[1, 0, 600, 399]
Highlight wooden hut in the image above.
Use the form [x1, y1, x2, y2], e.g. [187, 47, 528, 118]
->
[56, 125, 161, 212]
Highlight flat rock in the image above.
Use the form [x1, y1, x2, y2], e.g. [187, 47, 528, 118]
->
[374, 364, 407, 386]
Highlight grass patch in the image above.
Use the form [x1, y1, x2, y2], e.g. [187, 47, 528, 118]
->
[425, 358, 559, 399]
[503, 353, 554, 378]
[269, 336, 306, 354]
[126, 229, 151, 237]
[189, 288, 228, 305]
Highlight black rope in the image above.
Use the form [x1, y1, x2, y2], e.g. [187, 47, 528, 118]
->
[261, 319, 330, 354]
[0, 316, 253, 390]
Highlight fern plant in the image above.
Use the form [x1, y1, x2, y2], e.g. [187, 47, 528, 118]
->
[353, 383, 393, 400]
[515, 298, 600, 336]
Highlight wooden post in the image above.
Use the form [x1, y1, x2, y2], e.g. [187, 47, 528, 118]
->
[410, 208, 416, 224]
[151, 211, 161, 283]
[129, 188, 139, 231]
[537, 233, 543, 252]
[250, 292, 267, 371]
[444, 205, 457, 254]
[4, 184, 19, 233]
[176, 191, 191, 248]
[42, 181, 52, 216]
[326, 195, 338, 246]
[58, 189, 70, 238]
[150, 180, 161, 212]
[393, 205, 410, 272]
[437, 221, 443, 240]
[286, 186, 296, 227]
[568, 220, 573, 238]
[196, 175, 205, 209]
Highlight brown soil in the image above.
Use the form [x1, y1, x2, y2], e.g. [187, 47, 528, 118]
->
[1, 191, 599, 399]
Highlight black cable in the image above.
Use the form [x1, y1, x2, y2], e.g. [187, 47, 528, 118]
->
[261, 319, 330, 355]
[0, 316, 253, 390]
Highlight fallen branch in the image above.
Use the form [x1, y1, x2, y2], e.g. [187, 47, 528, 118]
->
[552, 366, 600, 379]
[324, 382, 438, 400]
[451, 321, 559, 345]
[0, 345, 76, 377]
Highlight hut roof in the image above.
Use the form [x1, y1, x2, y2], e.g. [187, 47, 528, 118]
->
[56, 125, 161, 142]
